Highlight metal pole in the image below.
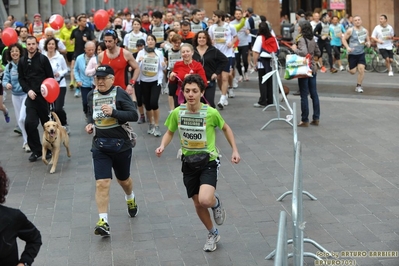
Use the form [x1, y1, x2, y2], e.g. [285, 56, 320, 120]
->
[260, 53, 293, 130]
[273, 211, 288, 266]
[292, 141, 303, 266]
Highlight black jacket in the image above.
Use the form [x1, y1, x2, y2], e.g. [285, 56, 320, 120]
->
[17, 51, 54, 107]
[0, 205, 42, 266]
[193, 45, 228, 82]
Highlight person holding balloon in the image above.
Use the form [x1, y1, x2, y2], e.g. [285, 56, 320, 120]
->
[18, 36, 55, 162]
[44, 37, 69, 133]
[2, 43, 29, 151]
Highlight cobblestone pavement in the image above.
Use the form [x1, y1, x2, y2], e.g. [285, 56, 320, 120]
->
[1, 70, 398, 266]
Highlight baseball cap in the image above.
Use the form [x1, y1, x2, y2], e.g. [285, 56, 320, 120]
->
[95, 65, 114, 77]
[15, 21, 24, 27]
[34, 13, 41, 18]
[136, 39, 145, 47]
[296, 9, 305, 17]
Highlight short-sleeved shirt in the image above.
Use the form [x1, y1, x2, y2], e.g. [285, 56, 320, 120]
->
[164, 104, 225, 160]
[371, 24, 394, 50]
[208, 23, 237, 58]
[329, 23, 346, 46]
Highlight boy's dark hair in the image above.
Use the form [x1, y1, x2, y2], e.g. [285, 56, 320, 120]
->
[182, 74, 206, 93]
[192, 9, 201, 16]
[152, 11, 163, 19]
[213, 10, 225, 21]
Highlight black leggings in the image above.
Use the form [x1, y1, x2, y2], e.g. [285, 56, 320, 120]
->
[203, 82, 216, 108]
[235, 45, 250, 75]
[141, 80, 161, 111]
[54, 86, 67, 126]
[318, 41, 333, 69]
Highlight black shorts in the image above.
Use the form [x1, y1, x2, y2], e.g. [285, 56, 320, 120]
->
[183, 159, 220, 198]
[379, 49, 393, 60]
[92, 148, 132, 181]
[66, 51, 74, 62]
[223, 57, 235, 73]
[331, 45, 341, 60]
[348, 53, 366, 70]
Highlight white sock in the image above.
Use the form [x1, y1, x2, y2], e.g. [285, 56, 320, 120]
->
[125, 191, 135, 200]
[99, 213, 108, 223]
[208, 227, 218, 235]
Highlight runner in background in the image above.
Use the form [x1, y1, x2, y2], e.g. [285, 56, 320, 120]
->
[329, 16, 346, 71]
[371, 14, 395, 76]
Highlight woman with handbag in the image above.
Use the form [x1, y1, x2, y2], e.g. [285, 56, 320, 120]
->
[155, 74, 240, 252]
[193, 30, 228, 108]
[291, 20, 321, 127]
[85, 65, 139, 237]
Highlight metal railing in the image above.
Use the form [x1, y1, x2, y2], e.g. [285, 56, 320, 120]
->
[274, 211, 288, 266]
[276, 103, 317, 202]
[260, 53, 293, 130]
[266, 141, 331, 265]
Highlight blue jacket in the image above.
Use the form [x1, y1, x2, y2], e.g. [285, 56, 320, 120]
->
[74, 53, 94, 87]
[2, 61, 25, 96]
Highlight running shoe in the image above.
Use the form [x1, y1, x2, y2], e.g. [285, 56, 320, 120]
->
[147, 124, 154, 134]
[212, 193, 226, 225]
[126, 197, 139, 217]
[94, 218, 110, 236]
[153, 126, 162, 137]
[203, 229, 220, 252]
[4, 111, 10, 123]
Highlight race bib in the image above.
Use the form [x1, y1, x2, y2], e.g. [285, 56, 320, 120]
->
[334, 25, 342, 38]
[321, 24, 330, 37]
[128, 34, 142, 53]
[357, 29, 367, 44]
[93, 88, 118, 129]
[168, 51, 182, 69]
[381, 28, 391, 40]
[142, 55, 159, 77]
[214, 26, 226, 44]
[178, 105, 208, 151]
[152, 26, 164, 43]
[191, 23, 203, 33]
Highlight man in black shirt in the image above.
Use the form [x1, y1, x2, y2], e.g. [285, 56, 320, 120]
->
[70, 14, 95, 96]
[70, 14, 95, 59]
[18, 36, 54, 162]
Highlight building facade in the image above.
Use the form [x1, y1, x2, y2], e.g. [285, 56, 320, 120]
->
[1, 0, 397, 39]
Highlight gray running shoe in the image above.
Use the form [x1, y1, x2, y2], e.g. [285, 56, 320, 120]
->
[212, 193, 226, 225]
[138, 115, 146, 124]
[147, 124, 154, 134]
[153, 126, 162, 137]
[203, 230, 220, 252]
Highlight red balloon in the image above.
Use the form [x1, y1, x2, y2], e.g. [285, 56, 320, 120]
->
[123, 7, 129, 14]
[104, 0, 109, 3]
[41, 78, 60, 104]
[94, 9, 109, 30]
[91, 8, 95, 13]
[49, 14, 64, 30]
[60, 0, 67, 5]
[2, 28, 18, 47]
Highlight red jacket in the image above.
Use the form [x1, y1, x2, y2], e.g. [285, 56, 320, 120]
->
[170, 60, 208, 85]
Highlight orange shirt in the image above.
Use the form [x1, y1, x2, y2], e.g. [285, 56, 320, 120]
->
[178, 31, 196, 42]
[102, 48, 128, 90]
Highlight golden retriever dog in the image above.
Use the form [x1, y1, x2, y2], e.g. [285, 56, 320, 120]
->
[42, 112, 71, 173]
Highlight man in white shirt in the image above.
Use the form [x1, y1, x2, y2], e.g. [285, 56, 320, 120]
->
[371, 14, 395, 76]
[122, 12, 133, 32]
[208, 10, 238, 110]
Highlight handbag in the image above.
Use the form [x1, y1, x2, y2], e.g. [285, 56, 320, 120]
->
[284, 38, 313, 80]
[94, 137, 125, 153]
[284, 53, 313, 80]
[121, 122, 137, 148]
[182, 153, 210, 170]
